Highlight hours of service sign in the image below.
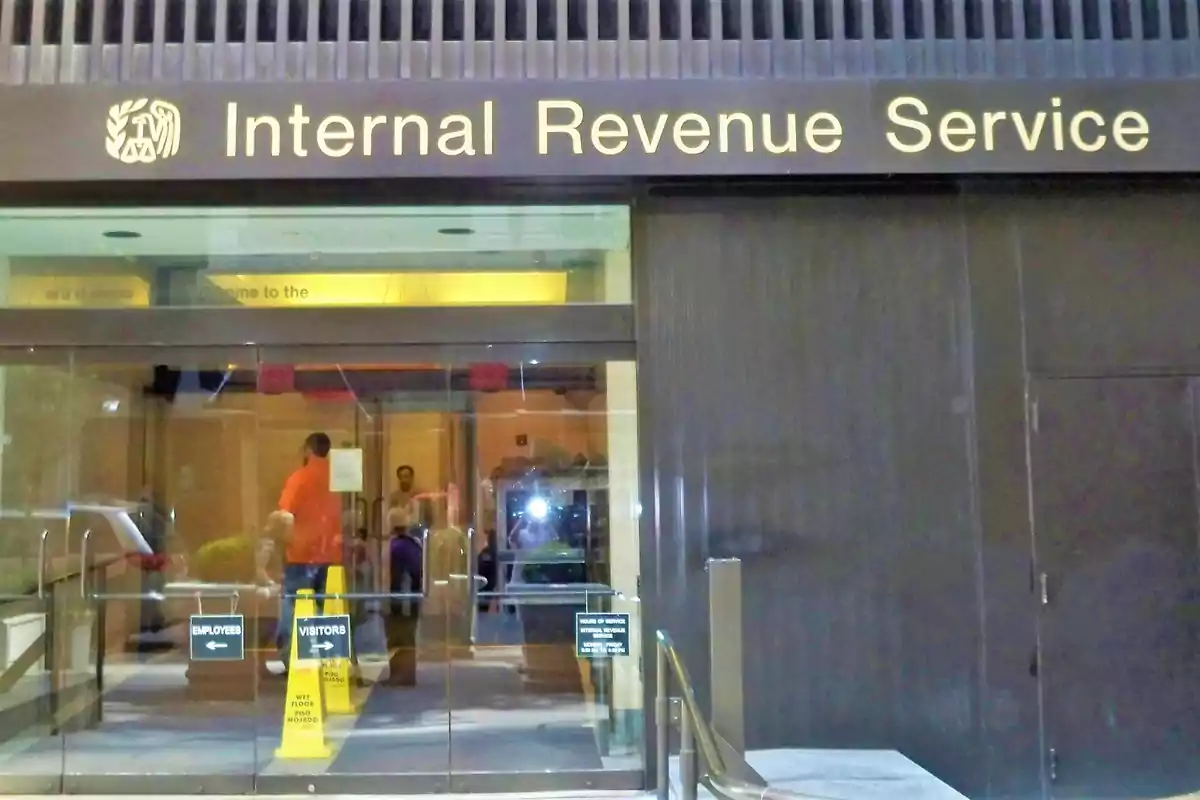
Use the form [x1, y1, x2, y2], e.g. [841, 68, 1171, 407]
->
[575, 612, 631, 657]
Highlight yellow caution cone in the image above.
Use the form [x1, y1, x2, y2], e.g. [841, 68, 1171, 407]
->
[275, 589, 332, 759]
[320, 565, 357, 715]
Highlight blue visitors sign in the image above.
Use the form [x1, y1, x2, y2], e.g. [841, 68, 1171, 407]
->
[189, 614, 245, 661]
[296, 614, 352, 662]
[575, 612, 631, 657]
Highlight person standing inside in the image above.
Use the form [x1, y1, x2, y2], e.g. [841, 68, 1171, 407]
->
[269, 431, 342, 674]
[389, 465, 420, 524]
[384, 506, 424, 686]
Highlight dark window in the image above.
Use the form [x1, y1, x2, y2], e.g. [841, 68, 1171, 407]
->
[934, 0, 954, 38]
[782, 0, 802, 39]
[843, 0, 862, 39]
[873, 0, 892, 38]
[1142, 0, 1161, 37]
[904, 0, 923, 38]
[813, 0, 831, 38]
[1023, 0, 1043, 38]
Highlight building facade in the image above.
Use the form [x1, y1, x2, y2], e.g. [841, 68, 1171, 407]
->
[0, 2, 1197, 800]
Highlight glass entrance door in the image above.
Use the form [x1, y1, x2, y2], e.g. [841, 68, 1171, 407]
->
[0, 346, 641, 794]
[253, 349, 643, 794]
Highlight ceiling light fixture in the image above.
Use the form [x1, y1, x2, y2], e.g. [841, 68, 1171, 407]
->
[437, 227, 474, 236]
[102, 230, 142, 239]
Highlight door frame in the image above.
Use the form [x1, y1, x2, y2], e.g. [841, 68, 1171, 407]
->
[1025, 375, 1200, 799]
[0, 306, 634, 349]
[0, 305, 643, 795]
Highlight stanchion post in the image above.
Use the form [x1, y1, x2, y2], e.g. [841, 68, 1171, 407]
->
[655, 641, 669, 800]
[707, 557, 745, 754]
[680, 700, 698, 800]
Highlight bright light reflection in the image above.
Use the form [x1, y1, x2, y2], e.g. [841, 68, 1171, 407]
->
[526, 497, 549, 520]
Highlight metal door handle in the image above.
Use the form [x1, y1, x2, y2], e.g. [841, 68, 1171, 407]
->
[467, 527, 479, 643]
[1039, 573, 1049, 605]
[36, 530, 48, 599]
[420, 528, 430, 598]
[79, 529, 92, 598]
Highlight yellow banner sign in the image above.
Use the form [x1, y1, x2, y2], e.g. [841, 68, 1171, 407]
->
[204, 271, 567, 307]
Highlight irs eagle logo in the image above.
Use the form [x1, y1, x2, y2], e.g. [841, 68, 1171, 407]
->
[104, 99, 181, 164]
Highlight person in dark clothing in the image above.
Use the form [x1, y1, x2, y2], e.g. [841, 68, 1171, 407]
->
[384, 506, 423, 686]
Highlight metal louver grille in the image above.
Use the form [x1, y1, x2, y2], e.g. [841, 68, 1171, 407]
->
[1, 0, 1199, 82]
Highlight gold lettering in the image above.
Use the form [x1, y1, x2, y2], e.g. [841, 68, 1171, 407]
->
[438, 114, 475, 156]
[363, 115, 387, 156]
[632, 115, 669, 153]
[1068, 110, 1106, 153]
[539, 100, 584, 155]
[718, 113, 754, 153]
[591, 113, 629, 156]
[804, 112, 843, 154]
[1050, 97, 1065, 151]
[1113, 111, 1149, 152]
[482, 101, 494, 156]
[938, 110, 976, 153]
[245, 115, 281, 157]
[317, 115, 354, 158]
[288, 105, 311, 157]
[394, 115, 430, 156]
[761, 113, 797, 154]
[672, 113, 710, 155]
[1011, 112, 1047, 151]
[226, 102, 238, 157]
[886, 97, 932, 154]
[982, 111, 1006, 151]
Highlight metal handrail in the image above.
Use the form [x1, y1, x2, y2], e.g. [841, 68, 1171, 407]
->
[656, 630, 816, 800]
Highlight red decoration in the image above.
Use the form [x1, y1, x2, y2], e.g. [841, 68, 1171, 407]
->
[469, 363, 509, 392]
[257, 364, 295, 395]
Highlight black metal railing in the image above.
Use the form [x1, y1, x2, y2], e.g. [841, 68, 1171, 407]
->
[2, 0, 1200, 81]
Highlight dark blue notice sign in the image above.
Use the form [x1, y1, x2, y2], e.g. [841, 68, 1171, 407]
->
[189, 614, 245, 661]
[575, 612, 630, 657]
[296, 614, 352, 662]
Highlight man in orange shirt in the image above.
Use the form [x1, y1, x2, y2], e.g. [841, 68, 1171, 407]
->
[269, 431, 343, 672]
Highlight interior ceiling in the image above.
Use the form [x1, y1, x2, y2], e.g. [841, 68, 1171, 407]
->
[0, 205, 630, 272]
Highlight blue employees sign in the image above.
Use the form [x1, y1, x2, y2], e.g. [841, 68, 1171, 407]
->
[189, 614, 246, 661]
[296, 614, 353, 662]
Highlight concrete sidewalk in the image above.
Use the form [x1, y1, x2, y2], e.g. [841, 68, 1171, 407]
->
[1, 795, 649, 800]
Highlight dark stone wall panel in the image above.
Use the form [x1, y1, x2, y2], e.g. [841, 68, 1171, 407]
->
[635, 195, 987, 794]
[1017, 191, 1200, 377]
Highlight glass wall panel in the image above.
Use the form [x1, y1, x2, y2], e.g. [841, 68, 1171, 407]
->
[0, 343, 640, 792]
[0, 349, 72, 793]
[0, 206, 631, 310]
[60, 350, 263, 788]
[451, 359, 643, 779]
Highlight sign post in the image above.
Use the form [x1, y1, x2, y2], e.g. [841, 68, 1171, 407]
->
[188, 614, 245, 661]
[575, 612, 631, 658]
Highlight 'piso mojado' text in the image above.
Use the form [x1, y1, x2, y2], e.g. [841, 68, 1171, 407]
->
[223, 95, 1150, 159]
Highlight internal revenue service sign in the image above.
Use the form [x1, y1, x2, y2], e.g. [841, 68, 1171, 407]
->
[0, 78, 1195, 181]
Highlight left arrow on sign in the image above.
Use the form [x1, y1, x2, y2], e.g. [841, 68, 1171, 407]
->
[206, 641, 228, 650]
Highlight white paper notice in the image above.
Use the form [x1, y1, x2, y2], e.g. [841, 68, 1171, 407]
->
[329, 448, 364, 493]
